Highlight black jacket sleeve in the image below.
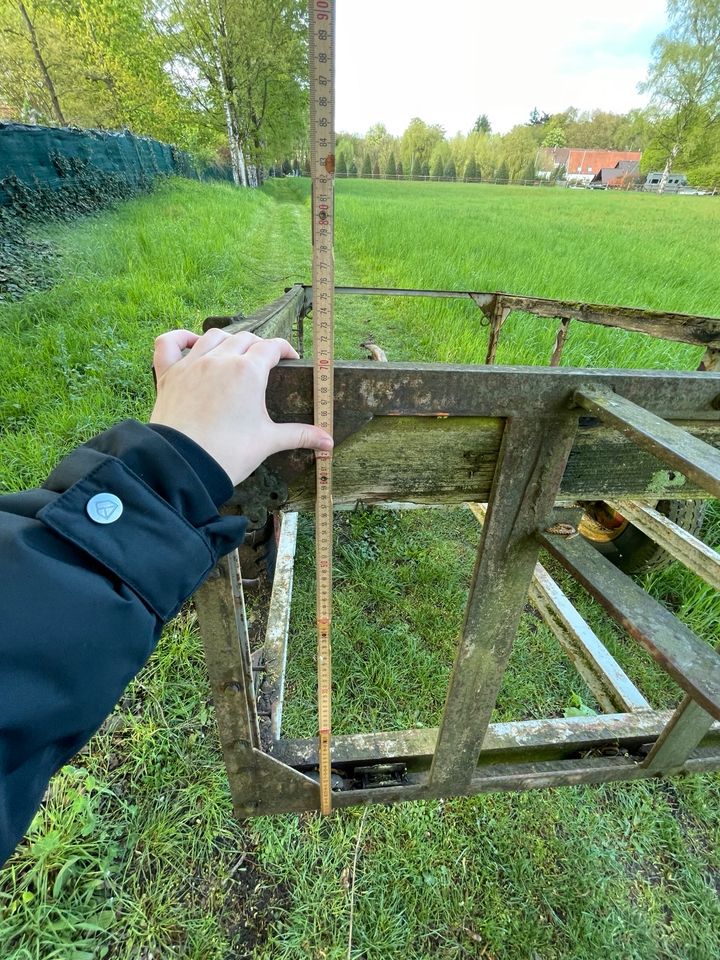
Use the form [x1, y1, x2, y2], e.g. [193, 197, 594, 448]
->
[0, 420, 247, 865]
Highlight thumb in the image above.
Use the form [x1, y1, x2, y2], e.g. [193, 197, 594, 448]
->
[271, 422, 334, 455]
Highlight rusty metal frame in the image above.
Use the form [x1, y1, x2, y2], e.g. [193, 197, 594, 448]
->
[194, 285, 720, 816]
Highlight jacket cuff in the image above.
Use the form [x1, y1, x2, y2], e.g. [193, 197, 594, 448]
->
[146, 423, 234, 509]
[38, 421, 246, 621]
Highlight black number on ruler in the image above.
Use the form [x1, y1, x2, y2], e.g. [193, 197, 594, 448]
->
[318, 29, 327, 39]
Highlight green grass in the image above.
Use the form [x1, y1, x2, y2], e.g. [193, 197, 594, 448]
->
[1, 177, 719, 959]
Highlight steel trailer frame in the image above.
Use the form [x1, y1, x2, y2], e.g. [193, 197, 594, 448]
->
[194, 284, 720, 816]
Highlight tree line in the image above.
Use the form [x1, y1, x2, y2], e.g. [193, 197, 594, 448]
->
[327, 111, 650, 186]
[1, 0, 718, 189]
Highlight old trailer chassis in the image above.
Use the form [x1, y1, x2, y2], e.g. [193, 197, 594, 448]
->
[194, 284, 720, 816]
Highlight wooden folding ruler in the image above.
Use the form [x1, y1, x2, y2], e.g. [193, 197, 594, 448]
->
[309, 0, 336, 815]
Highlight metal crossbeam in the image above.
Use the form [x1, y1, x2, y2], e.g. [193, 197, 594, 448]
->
[643, 695, 716, 772]
[575, 387, 720, 498]
[540, 522, 720, 721]
[429, 414, 578, 790]
[469, 503, 650, 714]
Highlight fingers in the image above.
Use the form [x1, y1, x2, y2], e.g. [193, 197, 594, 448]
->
[271, 422, 334, 455]
[214, 330, 264, 355]
[244, 338, 300, 373]
[154, 330, 200, 377]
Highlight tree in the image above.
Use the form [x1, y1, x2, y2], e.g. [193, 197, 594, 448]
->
[641, 0, 720, 192]
[473, 113, 491, 133]
[464, 157, 478, 180]
[385, 151, 396, 176]
[372, 158, 380, 177]
[502, 124, 538, 179]
[400, 117, 444, 173]
[349, 160, 358, 177]
[336, 153, 347, 177]
[165, 0, 308, 185]
[421, 160, 430, 177]
[495, 160, 509, 181]
[431, 155, 444, 179]
[15, 1, 66, 124]
[444, 159, 456, 179]
[521, 161, 536, 182]
[361, 154, 372, 177]
[529, 107, 550, 125]
[396, 159, 403, 177]
[541, 124, 567, 147]
[410, 156, 421, 178]
[364, 122, 395, 167]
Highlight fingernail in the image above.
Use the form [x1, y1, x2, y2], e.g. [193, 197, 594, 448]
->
[319, 436, 334, 450]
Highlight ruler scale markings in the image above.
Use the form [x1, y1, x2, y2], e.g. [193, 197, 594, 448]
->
[309, 0, 335, 816]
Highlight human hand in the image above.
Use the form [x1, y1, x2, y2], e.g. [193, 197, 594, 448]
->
[150, 329, 333, 485]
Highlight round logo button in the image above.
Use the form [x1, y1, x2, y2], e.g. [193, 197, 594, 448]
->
[86, 493, 124, 524]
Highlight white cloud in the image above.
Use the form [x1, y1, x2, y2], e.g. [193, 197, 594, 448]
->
[336, 0, 668, 135]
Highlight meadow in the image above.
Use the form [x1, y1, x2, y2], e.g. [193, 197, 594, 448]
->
[0, 177, 719, 959]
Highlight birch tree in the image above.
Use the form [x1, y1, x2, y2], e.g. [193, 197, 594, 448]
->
[165, 0, 306, 186]
[642, 0, 720, 191]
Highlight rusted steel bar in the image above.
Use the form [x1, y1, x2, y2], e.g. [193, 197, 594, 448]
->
[324, 751, 720, 810]
[484, 306, 510, 364]
[327, 286, 720, 348]
[193, 553, 261, 811]
[549, 318, 571, 366]
[468, 503, 650, 714]
[607, 499, 720, 591]
[642, 695, 716, 772]
[574, 387, 720, 499]
[257, 364, 720, 511]
[228, 550, 261, 739]
[258, 512, 299, 743]
[203, 284, 305, 339]
[529, 566, 651, 713]
[429, 414, 579, 791]
[266, 363, 720, 422]
[272, 709, 720, 769]
[540, 522, 720, 720]
[194, 552, 319, 817]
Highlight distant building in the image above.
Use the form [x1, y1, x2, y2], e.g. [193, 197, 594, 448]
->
[537, 148, 642, 183]
[588, 159, 641, 188]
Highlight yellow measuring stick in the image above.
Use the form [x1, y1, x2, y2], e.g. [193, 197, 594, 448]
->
[309, 0, 335, 815]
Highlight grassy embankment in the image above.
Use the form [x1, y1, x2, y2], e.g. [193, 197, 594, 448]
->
[0, 177, 719, 959]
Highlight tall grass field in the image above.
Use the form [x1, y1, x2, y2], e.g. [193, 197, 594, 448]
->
[0, 177, 719, 959]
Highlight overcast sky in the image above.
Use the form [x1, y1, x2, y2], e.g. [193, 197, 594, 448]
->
[335, 0, 668, 136]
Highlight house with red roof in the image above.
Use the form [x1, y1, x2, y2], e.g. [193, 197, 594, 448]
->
[538, 147, 642, 184]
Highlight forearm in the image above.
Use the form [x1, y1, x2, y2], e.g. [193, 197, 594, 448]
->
[0, 420, 246, 865]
